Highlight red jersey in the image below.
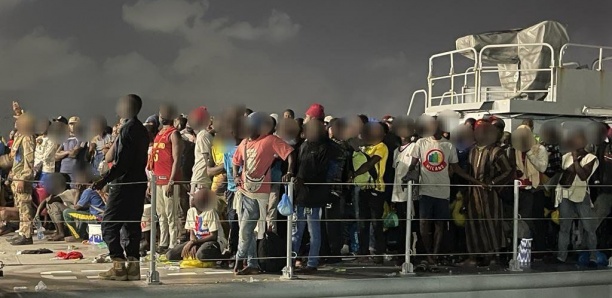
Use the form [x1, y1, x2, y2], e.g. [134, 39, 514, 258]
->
[150, 127, 179, 185]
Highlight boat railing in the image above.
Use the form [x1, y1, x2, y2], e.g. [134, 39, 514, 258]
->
[427, 48, 478, 108]
[559, 43, 612, 71]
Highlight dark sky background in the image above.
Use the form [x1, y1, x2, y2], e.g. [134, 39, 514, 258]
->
[1, 0, 611, 131]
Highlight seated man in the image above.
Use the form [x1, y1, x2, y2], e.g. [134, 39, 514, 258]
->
[34, 173, 78, 241]
[166, 188, 227, 262]
[63, 164, 106, 242]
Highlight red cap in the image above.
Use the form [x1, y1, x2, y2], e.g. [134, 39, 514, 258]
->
[189, 106, 209, 122]
[305, 103, 325, 120]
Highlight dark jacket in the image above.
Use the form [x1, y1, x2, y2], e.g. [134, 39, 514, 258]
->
[295, 138, 332, 208]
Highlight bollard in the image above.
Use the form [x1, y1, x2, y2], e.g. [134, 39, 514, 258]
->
[401, 181, 415, 275]
[508, 180, 522, 271]
[148, 175, 161, 285]
[280, 181, 295, 280]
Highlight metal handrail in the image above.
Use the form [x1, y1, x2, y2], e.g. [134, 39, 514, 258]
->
[428, 47, 478, 108]
[560, 43, 612, 70]
[408, 89, 427, 115]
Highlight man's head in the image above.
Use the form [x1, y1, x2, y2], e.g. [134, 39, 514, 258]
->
[382, 115, 394, 130]
[158, 103, 178, 126]
[464, 118, 476, 130]
[278, 118, 300, 144]
[68, 116, 80, 135]
[37, 119, 51, 135]
[15, 113, 35, 135]
[73, 162, 94, 188]
[473, 119, 496, 146]
[246, 112, 269, 139]
[521, 118, 535, 131]
[585, 121, 608, 145]
[567, 127, 587, 151]
[540, 121, 560, 145]
[393, 117, 415, 139]
[43, 173, 68, 196]
[363, 122, 386, 145]
[419, 115, 440, 137]
[451, 125, 474, 147]
[304, 103, 325, 124]
[304, 119, 326, 142]
[188, 106, 210, 130]
[193, 188, 215, 212]
[90, 115, 108, 136]
[512, 125, 535, 153]
[328, 118, 347, 140]
[283, 109, 295, 119]
[244, 108, 253, 117]
[116, 94, 143, 119]
[174, 115, 188, 131]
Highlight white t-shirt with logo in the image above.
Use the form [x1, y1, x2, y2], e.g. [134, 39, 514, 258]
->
[411, 137, 458, 199]
[185, 207, 228, 251]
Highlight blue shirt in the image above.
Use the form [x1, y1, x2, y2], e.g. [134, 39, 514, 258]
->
[77, 188, 106, 216]
[223, 146, 238, 192]
[60, 137, 80, 174]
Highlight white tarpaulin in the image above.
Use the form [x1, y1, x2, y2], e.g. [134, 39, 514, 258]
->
[456, 21, 569, 100]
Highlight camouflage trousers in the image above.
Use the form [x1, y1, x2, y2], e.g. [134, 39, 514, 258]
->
[11, 182, 33, 238]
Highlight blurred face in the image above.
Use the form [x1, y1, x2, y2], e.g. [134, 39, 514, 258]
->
[568, 133, 587, 151]
[364, 123, 384, 145]
[36, 120, 50, 135]
[304, 120, 325, 142]
[116, 97, 130, 119]
[474, 124, 495, 146]
[90, 119, 104, 135]
[395, 122, 415, 139]
[423, 119, 439, 137]
[159, 106, 175, 125]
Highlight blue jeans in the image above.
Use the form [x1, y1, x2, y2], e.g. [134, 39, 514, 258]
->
[292, 206, 322, 268]
[558, 196, 598, 262]
[236, 195, 260, 268]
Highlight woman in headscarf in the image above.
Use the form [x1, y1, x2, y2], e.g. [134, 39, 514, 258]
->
[463, 119, 513, 266]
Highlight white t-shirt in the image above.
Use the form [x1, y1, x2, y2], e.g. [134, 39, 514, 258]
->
[191, 130, 213, 185]
[185, 207, 228, 251]
[411, 137, 458, 200]
[392, 143, 416, 202]
[560, 153, 599, 203]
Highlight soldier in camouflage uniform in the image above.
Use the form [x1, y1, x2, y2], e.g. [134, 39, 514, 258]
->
[8, 113, 36, 245]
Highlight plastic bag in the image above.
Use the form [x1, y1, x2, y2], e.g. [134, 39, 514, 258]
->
[179, 257, 215, 269]
[277, 186, 293, 216]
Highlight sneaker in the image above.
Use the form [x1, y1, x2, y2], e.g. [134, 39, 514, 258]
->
[156, 246, 169, 254]
[99, 259, 128, 281]
[10, 235, 33, 246]
[126, 257, 141, 281]
[235, 266, 260, 276]
[5, 234, 20, 242]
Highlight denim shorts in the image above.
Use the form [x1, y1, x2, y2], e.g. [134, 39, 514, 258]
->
[419, 195, 450, 220]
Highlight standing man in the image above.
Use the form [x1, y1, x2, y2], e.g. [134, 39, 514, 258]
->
[148, 104, 183, 253]
[191, 107, 213, 204]
[92, 94, 149, 281]
[232, 112, 294, 275]
[56, 117, 83, 183]
[9, 113, 36, 245]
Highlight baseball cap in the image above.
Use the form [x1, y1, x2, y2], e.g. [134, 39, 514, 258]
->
[324, 115, 334, 123]
[305, 103, 325, 120]
[68, 116, 80, 124]
[53, 116, 69, 125]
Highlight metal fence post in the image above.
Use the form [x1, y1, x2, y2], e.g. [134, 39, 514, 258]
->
[280, 181, 295, 280]
[508, 179, 522, 271]
[147, 175, 161, 285]
[401, 181, 415, 275]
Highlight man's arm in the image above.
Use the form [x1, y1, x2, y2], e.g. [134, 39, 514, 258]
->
[574, 158, 596, 181]
[55, 144, 69, 161]
[169, 131, 182, 182]
[526, 145, 548, 173]
[354, 155, 381, 176]
[450, 163, 482, 186]
[193, 230, 218, 245]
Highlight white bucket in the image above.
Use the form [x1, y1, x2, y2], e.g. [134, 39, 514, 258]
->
[141, 204, 152, 232]
[88, 224, 103, 244]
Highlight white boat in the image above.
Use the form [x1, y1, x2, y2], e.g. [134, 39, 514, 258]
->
[408, 20, 612, 131]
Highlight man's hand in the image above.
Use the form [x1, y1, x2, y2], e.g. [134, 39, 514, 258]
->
[146, 185, 151, 197]
[91, 178, 107, 191]
[181, 241, 195, 258]
[68, 147, 81, 158]
[15, 181, 25, 193]
[165, 182, 174, 197]
[282, 172, 293, 183]
[234, 175, 242, 187]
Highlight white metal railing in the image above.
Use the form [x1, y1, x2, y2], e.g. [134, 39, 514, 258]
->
[407, 89, 427, 116]
[428, 48, 478, 108]
[559, 43, 612, 71]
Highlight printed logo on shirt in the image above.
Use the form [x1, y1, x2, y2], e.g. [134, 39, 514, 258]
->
[423, 149, 447, 172]
[194, 215, 211, 239]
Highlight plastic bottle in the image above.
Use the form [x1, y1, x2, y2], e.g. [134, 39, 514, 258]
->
[13, 286, 28, 292]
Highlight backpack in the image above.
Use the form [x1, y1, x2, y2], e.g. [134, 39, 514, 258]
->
[257, 231, 286, 273]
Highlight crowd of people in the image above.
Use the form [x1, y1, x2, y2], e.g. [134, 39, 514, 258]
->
[0, 96, 612, 280]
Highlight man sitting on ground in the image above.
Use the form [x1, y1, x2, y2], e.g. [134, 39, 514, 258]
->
[63, 164, 106, 242]
[166, 188, 227, 262]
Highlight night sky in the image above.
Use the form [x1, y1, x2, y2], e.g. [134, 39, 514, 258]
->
[1, 0, 611, 129]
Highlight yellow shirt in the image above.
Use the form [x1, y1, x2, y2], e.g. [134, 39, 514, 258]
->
[363, 142, 389, 192]
[210, 140, 227, 194]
